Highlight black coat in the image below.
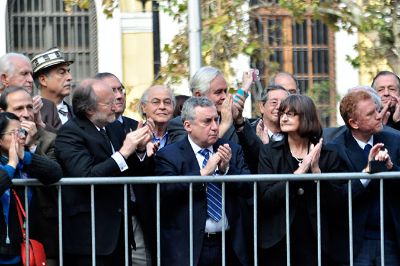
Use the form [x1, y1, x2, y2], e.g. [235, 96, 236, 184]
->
[54, 116, 143, 255]
[326, 128, 400, 263]
[257, 136, 347, 260]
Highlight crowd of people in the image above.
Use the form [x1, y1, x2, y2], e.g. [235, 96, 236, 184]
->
[0, 47, 399, 266]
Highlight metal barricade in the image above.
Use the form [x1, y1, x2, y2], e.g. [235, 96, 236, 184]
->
[12, 172, 399, 266]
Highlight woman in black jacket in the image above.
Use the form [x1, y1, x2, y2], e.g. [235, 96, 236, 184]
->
[258, 95, 346, 266]
[0, 112, 62, 265]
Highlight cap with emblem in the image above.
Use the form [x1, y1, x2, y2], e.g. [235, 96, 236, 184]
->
[31, 48, 74, 77]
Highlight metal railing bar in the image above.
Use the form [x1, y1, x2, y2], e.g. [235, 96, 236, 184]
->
[124, 184, 129, 266]
[91, 185, 96, 265]
[348, 180, 353, 266]
[157, 183, 161, 266]
[12, 172, 400, 186]
[25, 186, 30, 265]
[58, 186, 63, 266]
[316, 180, 321, 266]
[222, 182, 226, 266]
[285, 181, 290, 266]
[189, 183, 193, 266]
[253, 182, 258, 266]
[380, 179, 385, 266]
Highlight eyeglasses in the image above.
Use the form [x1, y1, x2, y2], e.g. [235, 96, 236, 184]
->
[266, 99, 280, 107]
[149, 98, 173, 107]
[279, 111, 297, 118]
[98, 99, 118, 108]
[0, 128, 27, 138]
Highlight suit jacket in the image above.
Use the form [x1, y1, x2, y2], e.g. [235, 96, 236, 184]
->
[40, 98, 62, 133]
[323, 124, 400, 143]
[155, 137, 251, 266]
[167, 115, 239, 144]
[54, 116, 142, 255]
[257, 136, 347, 258]
[325, 128, 400, 262]
[108, 115, 158, 263]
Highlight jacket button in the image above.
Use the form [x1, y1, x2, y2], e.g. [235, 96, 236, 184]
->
[118, 208, 122, 213]
[297, 188, 304, 195]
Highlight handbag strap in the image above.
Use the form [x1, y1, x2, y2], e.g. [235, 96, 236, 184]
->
[12, 189, 26, 238]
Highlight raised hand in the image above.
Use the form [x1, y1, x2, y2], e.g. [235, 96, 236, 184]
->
[219, 95, 233, 137]
[216, 144, 232, 174]
[20, 120, 37, 146]
[256, 119, 269, 144]
[7, 133, 19, 168]
[200, 152, 221, 176]
[119, 125, 152, 159]
[368, 143, 394, 170]
[391, 95, 400, 123]
[294, 138, 323, 174]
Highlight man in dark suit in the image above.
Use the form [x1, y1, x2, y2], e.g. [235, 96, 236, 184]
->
[167, 66, 251, 144]
[371, 70, 400, 130]
[94, 72, 138, 134]
[55, 79, 153, 265]
[235, 85, 289, 173]
[326, 89, 400, 265]
[32, 48, 74, 128]
[95, 72, 157, 266]
[156, 97, 251, 266]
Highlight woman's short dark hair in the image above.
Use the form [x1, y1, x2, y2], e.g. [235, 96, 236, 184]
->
[278, 94, 322, 143]
[0, 112, 19, 135]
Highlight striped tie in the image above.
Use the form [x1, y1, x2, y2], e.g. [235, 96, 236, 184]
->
[199, 149, 222, 222]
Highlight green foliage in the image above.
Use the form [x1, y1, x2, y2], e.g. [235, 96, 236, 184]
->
[64, 0, 118, 18]
[279, 0, 400, 73]
[158, 0, 262, 85]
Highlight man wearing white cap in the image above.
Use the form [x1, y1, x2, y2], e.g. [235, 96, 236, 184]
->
[32, 47, 74, 126]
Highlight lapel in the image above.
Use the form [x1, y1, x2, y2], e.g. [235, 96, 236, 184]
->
[64, 101, 74, 119]
[76, 117, 114, 155]
[179, 137, 202, 174]
[343, 129, 367, 172]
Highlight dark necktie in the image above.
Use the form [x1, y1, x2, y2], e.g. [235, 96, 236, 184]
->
[199, 149, 222, 222]
[100, 128, 112, 153]
[364, 144, 372, 161]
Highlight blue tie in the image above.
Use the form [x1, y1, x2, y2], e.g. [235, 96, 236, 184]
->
[364, 144, 372, 161]
[199, 149, 223, 222]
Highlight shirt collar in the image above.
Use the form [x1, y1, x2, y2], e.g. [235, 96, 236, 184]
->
[187, 135, 213, 154]
[353, 135, 374, 150]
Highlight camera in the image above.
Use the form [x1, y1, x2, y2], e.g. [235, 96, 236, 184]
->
[17, 128, 27, 138]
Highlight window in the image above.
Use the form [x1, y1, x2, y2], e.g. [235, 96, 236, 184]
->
[6, 0, 98, 85]
[252, 4, 336, 126]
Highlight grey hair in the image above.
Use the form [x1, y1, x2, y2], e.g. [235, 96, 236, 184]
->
[269, 72, 299, 92]
[0, 53, 31, 89]
[260, 85, 289, 102]
[181, 97, 215, 122]
[371, 71, 400, 91]
[139, 85, 176, 116]
[190, 66, 222, 95]
[72, 79, 98, 119]
[348, 85, 382, 110]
